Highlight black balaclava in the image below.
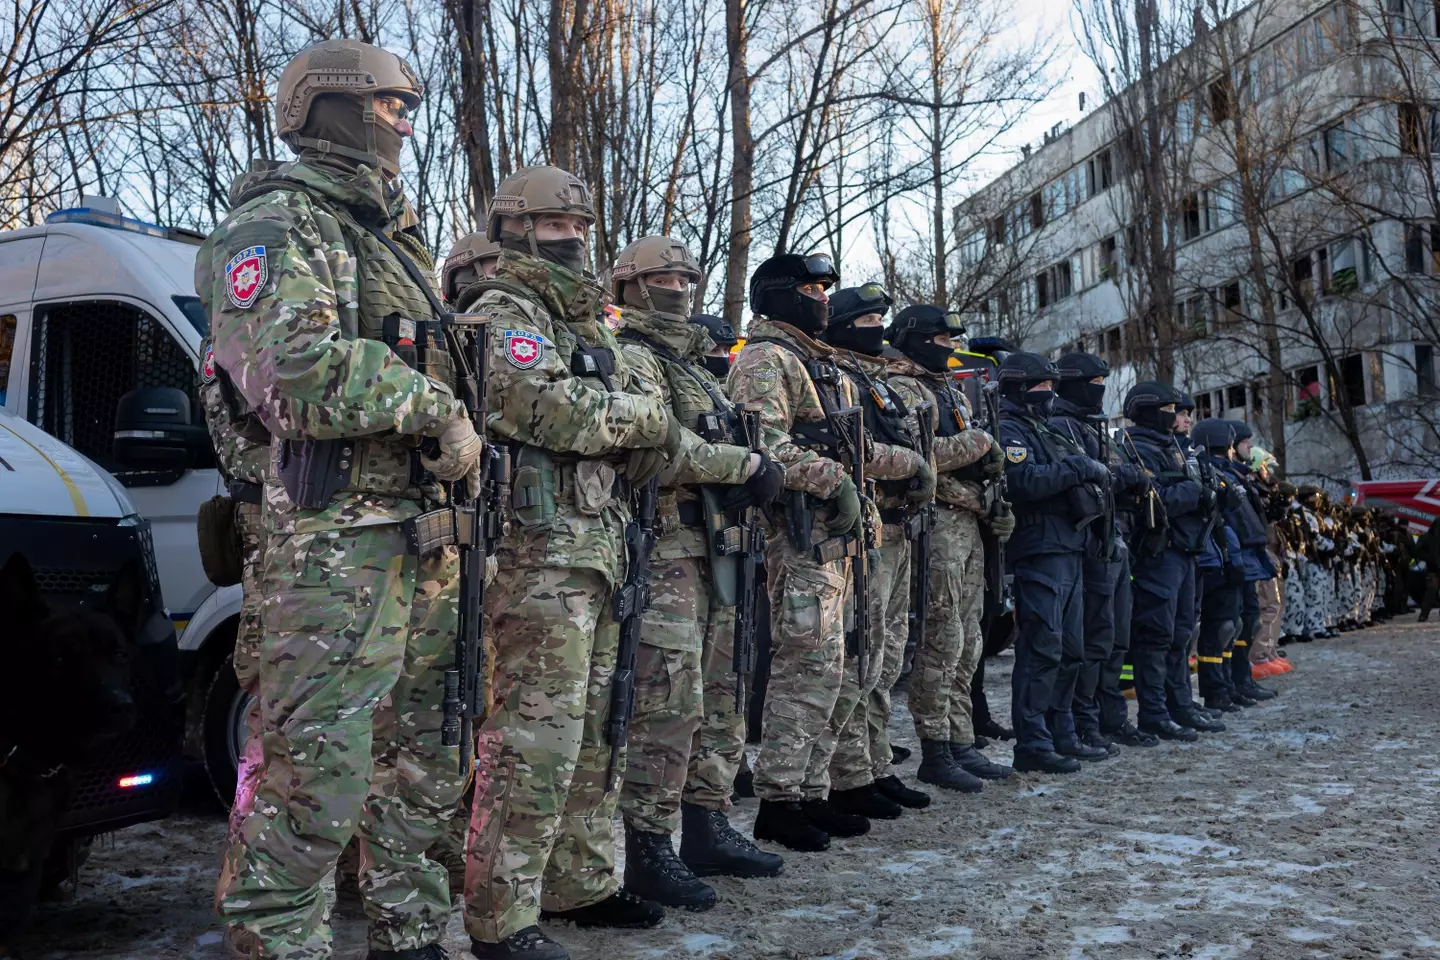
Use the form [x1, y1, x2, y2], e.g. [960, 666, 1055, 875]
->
[1024, 386, 1056, 419]
[911, 339, 956, 373]
[300, 93, 405, 177]
[703, 354, 731, 379]
[622, 278, 690, 318]
[998, 352, 1061, 420]
[827, 323, 887, 356]
[1125, 380, 1179, 432]
[501, 230, 587, 274]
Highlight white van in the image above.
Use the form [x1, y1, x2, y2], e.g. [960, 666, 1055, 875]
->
[0, 199, 248, 801]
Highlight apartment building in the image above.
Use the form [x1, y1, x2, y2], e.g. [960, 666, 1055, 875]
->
[955, 0, 1440, 482]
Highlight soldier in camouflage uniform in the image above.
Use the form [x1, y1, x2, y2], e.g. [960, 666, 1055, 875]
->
[609, 237, 786, 911]
[443, 231, 503, 302]
[727, 254, 915, 851]
[817, 285, 933, 817]
[881, 307, 1014, 790]
[201, 40, 479, 960]
[457, 169, 683, 960]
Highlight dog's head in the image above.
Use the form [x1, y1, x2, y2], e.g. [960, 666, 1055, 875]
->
[0, 555, 141, 768]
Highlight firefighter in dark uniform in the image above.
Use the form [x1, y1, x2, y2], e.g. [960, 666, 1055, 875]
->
[1122, 383, 1225, 741]
[996, 353, 1110, 773]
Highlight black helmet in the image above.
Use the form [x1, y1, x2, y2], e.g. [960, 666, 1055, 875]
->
[1191, 418, 1237, 453]
[823, 282, 894, 356]
[1177, 390, 1196, 413]
[1056, 351, 1110, 415]
[690, 313, 737, 350]
[1226, 419, 1254, 443]
[997, 351, 1061, 384]
[1124, 380, 1182, 432]
[884, 304, 966, 372]
[749, 252, 839, 335]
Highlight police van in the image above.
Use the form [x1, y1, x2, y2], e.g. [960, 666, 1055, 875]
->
[0, 410, 182, 850]
[0, 198, 249, 802]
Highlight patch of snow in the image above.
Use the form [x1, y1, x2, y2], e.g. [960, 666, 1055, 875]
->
[1120, 831, 1238, 858]
[1073, 925, 1132, 944]
[1371, 740, 1412, 751]
[905, 927, 974, 956]
[1290, 794, 1326, 813]
[1286, 927, 1329, 942]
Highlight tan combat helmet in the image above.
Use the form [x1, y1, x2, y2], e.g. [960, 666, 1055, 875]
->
[275, 39, 422, 175]
[486, 165, 596, 256]
[442, 231, 503, 302]
[611, 235, 701, 313]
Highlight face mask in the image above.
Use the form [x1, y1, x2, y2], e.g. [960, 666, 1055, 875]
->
[1024, 389, 1055, 419]
[703, 355, 731, 379]
[535, 237, 588, 274]
[301, 94, 406, 176]
[828, 324, 886, 356]
[1082, 381, 1107, 411]
[647, 287, 691, 317]
[911, 340, 955, 373]
[1158, 409, 1178, 433]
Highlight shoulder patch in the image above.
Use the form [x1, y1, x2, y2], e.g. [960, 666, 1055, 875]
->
[201, 342, 217, 384]
[1005, 445, 1028, 463]
[753, 369, 778, 381]
[504, 329, 546, 369]
[225, 245, 268, 309]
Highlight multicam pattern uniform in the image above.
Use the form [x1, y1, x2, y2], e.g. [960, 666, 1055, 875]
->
[882, 360, 995, 745]
[459, 251, 673, 944]
[201, 159, 468, 959]
[727, 321, 919, 801]
[614, 308, 752, 833]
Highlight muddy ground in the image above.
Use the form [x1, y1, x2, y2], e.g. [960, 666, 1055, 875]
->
[15, 616, 1440, 960]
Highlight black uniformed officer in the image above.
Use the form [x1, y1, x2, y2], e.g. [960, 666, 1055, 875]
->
[1213, 420, 1279, 705]
[691, 313, 738, 380]
[1050, 352, 1154, 753]
[1121, 384, 1223, 740]
[1189, 419, 1249, 714]
[997, 353, 1110, 773]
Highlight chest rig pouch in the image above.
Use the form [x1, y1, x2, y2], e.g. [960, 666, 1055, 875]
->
[846, 362, 917, 499]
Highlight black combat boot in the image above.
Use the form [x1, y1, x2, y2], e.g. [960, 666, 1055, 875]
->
[1055, 739, 1111, 762]
[827, 783, 903, 820]
[1012, 747, 1082, 774]
[889, 744, 913, 764]
[753, 799, 829, 852]
[1104, 721, 1159, 747]
[916, 739, 983, 793]
[1239, 678, 1278, 701]
[1078, 731, 1123, 757]
[369, 945, 453, 959]
[623, 824, 717, 912]
[799, 798, 870, 837]
[1138, 718, 1200, 742]
[950, 743, 1015, 780]
[1173, 707, 1226, 733]
[540, 889, 664, 928]
[470, 929, 569, 960]
[1205, 694, 1241, 713]
[679, 803, 783, 878]
[874, 774, 931, 808]
[974, 719, 1015, 742]
[732, 768, 755, 799]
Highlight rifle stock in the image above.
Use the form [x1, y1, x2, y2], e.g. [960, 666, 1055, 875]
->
[908, 402, 935, 653]
[734, 404, 766, 714]
[981, 380, 1008, 609]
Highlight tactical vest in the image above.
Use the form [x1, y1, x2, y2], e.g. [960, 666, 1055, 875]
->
[229, 174, 457, 505]
[746, 336, 851, 459]
[840, 358, 918, 501]
[932, 378, 969, 439]
[620, 331, 739, 446]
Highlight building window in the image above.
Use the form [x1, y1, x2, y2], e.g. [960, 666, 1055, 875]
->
[1323, 237, 1360, 294]
[1107, 327, 1122, 362]
[1215, 280, 1244, 327]
[1196, 392, 1214, 419]
[1252, 380, 1266, 415]
[1209, 77, 1233, 125]
[1399, 102, 1426, 155]
[1088, 148, 1114, 198]
[1098, 235, 1119, 280]
[1291, 253, 1314, 306]
[1036, 272, 1050, 309]
[1293, 365, 1322, 418]
[1405, 223, 1429, 273]
[1418, 342, 1437, 396]
[1336, 353, 1367, 408]
[1182, 192, 1203, 242]
[1324, 120, 1352, 172]
[990, 215, 1006, 246]
[1228, 385, 1248, 412]
[1030, 192, 1045, 230]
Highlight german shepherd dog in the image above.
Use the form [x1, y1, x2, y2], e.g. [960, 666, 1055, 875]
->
[0, 554, 143, 952]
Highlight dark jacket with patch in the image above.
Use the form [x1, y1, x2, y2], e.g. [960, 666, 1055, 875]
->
[998, 398, 1091, 560]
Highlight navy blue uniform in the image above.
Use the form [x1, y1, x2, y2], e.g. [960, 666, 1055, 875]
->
[998, 399, 1095, 752]
[1122, 426, 1207, 726]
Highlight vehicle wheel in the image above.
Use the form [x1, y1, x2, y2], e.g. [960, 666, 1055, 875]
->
[201, 651, 254, 809]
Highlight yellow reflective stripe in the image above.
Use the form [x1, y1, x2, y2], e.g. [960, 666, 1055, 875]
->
[1197, 656, 1225, 664]
[6, 424, 88, 516]
[1222, 652, 1233, 659]
[1233, 640, 1249, 647]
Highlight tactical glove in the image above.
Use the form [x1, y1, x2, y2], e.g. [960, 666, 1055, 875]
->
[907, 457, 937, 503]
[986, 501, 1016, 543]
[824, 475, 863, 536]
[626, 447, 669, 488]
[1065, 454, 1108, 486]
[744, 451, 787, 505]
[1114, 463, 1150, 494]
[982, 437, 1006, 478]
[422, 416, 484, 498]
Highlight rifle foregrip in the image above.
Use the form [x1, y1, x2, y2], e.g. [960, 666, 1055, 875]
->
[441, 668, 462, 748]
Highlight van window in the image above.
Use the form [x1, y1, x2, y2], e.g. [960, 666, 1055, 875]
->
[28, 300, 214, 480]
[172, 295, 208, 335]
[0, 314, 15, 406]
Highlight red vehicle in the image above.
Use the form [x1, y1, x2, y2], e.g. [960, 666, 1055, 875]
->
[1351, 480, 1440, 534]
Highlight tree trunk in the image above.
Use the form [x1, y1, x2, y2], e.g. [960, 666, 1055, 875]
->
[452, 0, 497, 219]
[1136, 0, 1175, 380]
[929, 1, 947, 306]
[723, 0, 752, 329]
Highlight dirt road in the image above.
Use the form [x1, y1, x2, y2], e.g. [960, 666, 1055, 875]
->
[16, 617, 1440, 959]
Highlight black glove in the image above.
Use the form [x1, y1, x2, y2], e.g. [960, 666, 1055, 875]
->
[1224, 483, 1245, 510]
[1225, 563, 1247, 586]
[981, 438, 1006, 478]
[824, 475, 862, 536]
[1114, 464, 1150, 494]
[1065, 455, 1108, 485]
[744, 451, 786, 505]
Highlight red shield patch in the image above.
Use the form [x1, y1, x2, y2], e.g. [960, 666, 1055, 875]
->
[201, 343, 217, 384]
[225, 245, 268, 309]
[504, 329, 544, 369]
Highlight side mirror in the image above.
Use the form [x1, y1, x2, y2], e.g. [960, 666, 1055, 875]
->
[113, 387, 208, 471]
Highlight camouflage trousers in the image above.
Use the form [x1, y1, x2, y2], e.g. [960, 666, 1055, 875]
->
[752, 534, 848, 802]
[828, 532, 910, 792]
[216, 522, 463, 959]
[1282, 563, 1306, 637]
[1303, 561, 1329, 637]
[463, 565, 621, 943]
[227, 499, 268, 847]
[908, 507, 985, 743]
[683, 598, 748, 814]
[1253, 576, 1283, 661]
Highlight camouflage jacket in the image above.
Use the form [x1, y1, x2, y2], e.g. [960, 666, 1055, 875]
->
[885, 357, 995, 515]
[618, 308, 752, 561]
[196, 159, 461, 531]
[473, 250, 671, 583]
[199, 367, 269, 487]
[833, 349, 927, 513]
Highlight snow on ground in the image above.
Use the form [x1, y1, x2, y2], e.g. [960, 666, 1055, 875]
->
[14, 617, 1440, 960]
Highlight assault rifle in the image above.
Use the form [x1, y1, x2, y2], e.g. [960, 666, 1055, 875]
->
[830, 406, 872, 687]
[908, 402, 936, 653]
[980, 380, 1009, 609]
[607, 476, 661, 784]
[733, 404, 766, 713]
[1094, 415, 1116, 562]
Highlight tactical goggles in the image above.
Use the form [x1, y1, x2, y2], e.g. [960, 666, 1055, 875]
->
[802, 253, 838, 286]
[944, 311, 967, 332]
[375, 94, 411, 121]
[855, 282, 892, 305]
